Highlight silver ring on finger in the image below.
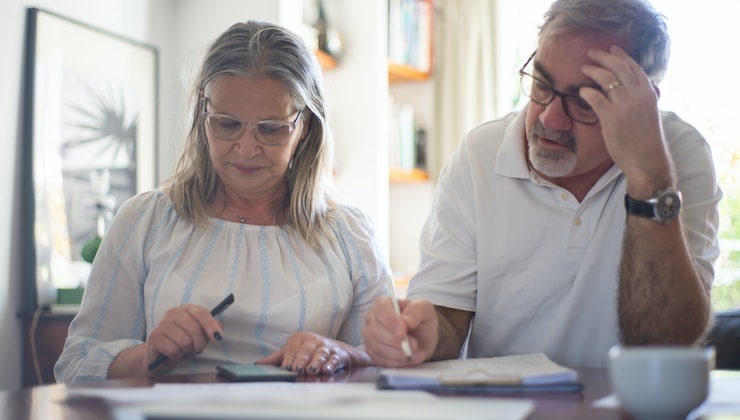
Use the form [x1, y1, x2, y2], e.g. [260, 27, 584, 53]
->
[605, 81, 620, 92]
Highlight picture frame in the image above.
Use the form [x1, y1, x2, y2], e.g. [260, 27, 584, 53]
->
[21, 8, 158, 311]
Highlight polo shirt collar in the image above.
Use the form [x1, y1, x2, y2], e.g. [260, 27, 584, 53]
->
[495, 108, 531, 179]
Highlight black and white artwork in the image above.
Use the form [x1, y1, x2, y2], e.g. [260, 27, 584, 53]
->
[22, 8, 158, 307]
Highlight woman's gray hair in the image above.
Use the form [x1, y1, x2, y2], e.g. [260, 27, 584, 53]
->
[538, 0, 670, 85]
[163, 20, 336, 247]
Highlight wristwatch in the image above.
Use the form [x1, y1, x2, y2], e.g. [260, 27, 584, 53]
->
[624, 188, 682, 224]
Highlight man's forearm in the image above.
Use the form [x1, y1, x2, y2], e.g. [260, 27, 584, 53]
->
[430, 306, 473, 361]
[619, 217, 711, 345]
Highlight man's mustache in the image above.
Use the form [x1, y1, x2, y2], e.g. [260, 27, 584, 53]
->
[529, 121, 576, 152]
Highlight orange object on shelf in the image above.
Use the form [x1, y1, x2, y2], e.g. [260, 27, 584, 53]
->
[389, 167, 429, 183]
[388, 62, 430, 83]
[315, 50, 337, 70]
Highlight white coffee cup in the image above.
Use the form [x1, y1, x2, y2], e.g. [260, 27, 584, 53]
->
[608, 345, 715, 420]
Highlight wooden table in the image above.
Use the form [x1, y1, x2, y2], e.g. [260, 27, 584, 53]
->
[1, 367, 734, 419]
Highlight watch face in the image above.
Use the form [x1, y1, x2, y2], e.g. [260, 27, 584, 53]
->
[656, 191, 682, 221]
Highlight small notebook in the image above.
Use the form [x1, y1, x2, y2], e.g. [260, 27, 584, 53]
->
[377, 353, 583, 394]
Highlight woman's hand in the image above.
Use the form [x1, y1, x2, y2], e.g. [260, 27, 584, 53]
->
[257, 332, 372, 376]
[144, 304, 224, 374]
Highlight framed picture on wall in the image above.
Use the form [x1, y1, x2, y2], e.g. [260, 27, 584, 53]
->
[21, 8, 158, 311]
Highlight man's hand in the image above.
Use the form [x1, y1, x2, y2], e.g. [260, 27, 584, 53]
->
[580, 45, 673, 196]
[363, 297, 438, 367]
[364, 297, 471, 367]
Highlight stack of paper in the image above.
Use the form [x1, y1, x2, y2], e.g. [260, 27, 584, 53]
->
[378, 353, 582, 393]
[65, 382, 535, 419]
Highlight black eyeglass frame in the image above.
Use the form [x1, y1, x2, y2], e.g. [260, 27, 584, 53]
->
[201, 97, 304, 145]
[517, 51, 600, 125]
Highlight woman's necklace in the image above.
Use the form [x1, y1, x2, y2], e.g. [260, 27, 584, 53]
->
[230, 206, 281, 225]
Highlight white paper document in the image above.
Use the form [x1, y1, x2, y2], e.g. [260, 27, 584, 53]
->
[379, 353, 579, 389]
[64, 382, 534, 420]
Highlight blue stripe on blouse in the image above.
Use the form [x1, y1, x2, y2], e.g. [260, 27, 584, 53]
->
[142, 200, 173, 270]
[323, 257, 340, 336]
[128, 203, 173, 339]
[181, 220, 224, 304]
[220, 223, 245, 364]
[280, 228, 306, 333]
[256, 226, 271, 356]
[337, 221, 369, 346]
[149, 227, 188, 325]
[91, 205, 149, 340]
[178, 220, 224, 375]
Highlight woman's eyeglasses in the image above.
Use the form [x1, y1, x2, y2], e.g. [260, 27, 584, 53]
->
[202, 97, 303, 145]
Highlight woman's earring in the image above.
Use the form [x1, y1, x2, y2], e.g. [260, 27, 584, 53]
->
[289, 139, 305, 172]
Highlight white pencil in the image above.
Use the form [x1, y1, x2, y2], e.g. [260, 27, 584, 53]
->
[386, 276, 412, 361]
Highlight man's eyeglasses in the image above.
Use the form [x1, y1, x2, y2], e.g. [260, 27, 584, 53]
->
[202, 97, 303, 145]
[518, 51, 599, 125]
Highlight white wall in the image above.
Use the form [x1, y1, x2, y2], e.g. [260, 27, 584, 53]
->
[321, 0, 389, 256]
[0, 0, 389, 390]
[1, 0, 152, 391]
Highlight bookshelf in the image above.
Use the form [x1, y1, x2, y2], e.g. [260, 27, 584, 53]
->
[387, 0, 434, 181]
[387, 0, 436, 280]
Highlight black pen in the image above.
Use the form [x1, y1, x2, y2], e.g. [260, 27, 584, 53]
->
[147, 293, 235, 371]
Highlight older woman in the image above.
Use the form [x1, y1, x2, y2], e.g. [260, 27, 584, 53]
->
[55, 20, 390, 383]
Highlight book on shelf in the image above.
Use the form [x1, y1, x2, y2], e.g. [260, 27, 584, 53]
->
[377, 352, 583, 394]
[388, 0, 433, 74]
[388, 98, 416, 171]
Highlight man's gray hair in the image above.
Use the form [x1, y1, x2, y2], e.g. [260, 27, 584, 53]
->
[539, 0, 670, 85]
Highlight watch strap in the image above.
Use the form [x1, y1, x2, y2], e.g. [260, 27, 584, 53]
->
[624, 194, 656, 218]
[624, 188, 682, 223]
